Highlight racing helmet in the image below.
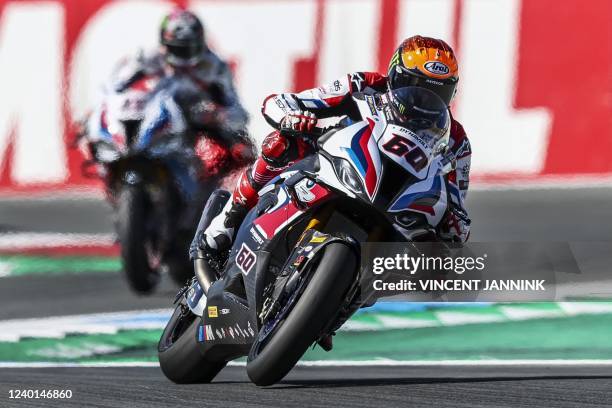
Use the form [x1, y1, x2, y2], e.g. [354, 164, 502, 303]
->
[387, 86, 450, 153]
[160, 9, 206, 67]
[387, 36, 459, 106]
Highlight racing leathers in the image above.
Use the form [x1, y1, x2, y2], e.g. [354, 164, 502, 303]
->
[203, 71, 472, 252]
[109, 48, 249, 132]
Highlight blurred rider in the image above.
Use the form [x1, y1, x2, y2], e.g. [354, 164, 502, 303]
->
[79, 8, 254, 184]
[201, 35, 472, 256]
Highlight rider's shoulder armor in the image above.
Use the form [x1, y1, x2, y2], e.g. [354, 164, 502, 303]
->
[449, 118, 471, 160]
[111, 50, 162, 93]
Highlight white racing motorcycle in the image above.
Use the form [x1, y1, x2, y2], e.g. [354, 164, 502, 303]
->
[158, 86, 459, 385]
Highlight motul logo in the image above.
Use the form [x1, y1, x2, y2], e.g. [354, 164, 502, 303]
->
[424, 61, 449, 75]
[0, 0, 608, 192]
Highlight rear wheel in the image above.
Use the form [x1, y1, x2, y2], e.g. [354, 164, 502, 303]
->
[158, 305, 226, 383]
[117, 186, 160, 294]
[246, 243, 357, 386]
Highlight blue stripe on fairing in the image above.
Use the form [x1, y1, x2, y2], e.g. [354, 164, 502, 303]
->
[137, 105, 169, 149]
[346, 125, 369, 176]
[343, 147, 366, 176]
[264, 175, 281, 188]
[389, 175, 442, 211]
[99, 117, 113, 140]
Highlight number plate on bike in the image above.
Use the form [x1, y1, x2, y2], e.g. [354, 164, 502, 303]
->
[378, 125, 432, 179]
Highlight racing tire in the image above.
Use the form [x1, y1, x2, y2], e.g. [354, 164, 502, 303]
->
[117, 186, 159, 294]
[246, 242, 357, 386]
[158, 305, 226, 384]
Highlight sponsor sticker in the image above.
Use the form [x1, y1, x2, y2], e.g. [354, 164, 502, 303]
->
[205, 325, 215, 341]
[350, 72, 365, 91]
[207, 306, 218, 318]
[220, 308, 230, 315]
[366, 95, 377, 115]
[274, 97, 287, 112]
[310, 235, 327, 243]
[294, 178, 316, 203]
[249, 227, 264, 245]
[424, 61, 450, 75]
[293, 255, 306, 266]
[236, 243, 257, 275]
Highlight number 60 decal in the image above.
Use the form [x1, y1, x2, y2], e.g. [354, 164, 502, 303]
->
[382, 134, 428, 172]
[236, 243, 256, 275]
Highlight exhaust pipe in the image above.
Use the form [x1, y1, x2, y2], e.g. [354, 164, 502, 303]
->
[194, 258, 216, 295]
[189, 189, 231, 294]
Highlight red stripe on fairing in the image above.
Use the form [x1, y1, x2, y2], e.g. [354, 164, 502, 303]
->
[357, 119, 377, 197]
[408, 203, 436, 216]
[253, 184, 331, 239]
[252, 195, 301, 239]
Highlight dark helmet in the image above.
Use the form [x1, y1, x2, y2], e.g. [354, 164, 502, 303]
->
[160, 9, 206, 67]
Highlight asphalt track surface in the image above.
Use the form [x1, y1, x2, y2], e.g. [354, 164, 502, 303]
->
[1, 366, 611, 408]
[2, 187, 612, 320]
[1, 187, 612, 406]
[2, 186, 612, 241]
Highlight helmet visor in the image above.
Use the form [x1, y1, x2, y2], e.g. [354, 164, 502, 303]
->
[166, 43, 202, 61]
[387, 86, 450, 151]
[390, 65, 456, 106]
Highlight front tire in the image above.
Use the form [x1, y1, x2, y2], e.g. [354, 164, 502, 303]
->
[117, 186, 159, 294]
[246, 243, 357, 386]
[158, 305, 226, 383]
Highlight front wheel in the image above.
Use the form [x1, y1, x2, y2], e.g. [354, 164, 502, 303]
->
[246, 242, 357, 386]
[116, 186, 159, 294]
[158, 304, 226, 383]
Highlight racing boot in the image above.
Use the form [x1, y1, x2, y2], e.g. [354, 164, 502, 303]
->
[200, 162, 264, 256]
[202, 198, 248, 254]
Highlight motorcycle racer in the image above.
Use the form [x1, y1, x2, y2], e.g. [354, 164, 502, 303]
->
[78, 7, 254, 181]
[201, 35, 472, 258]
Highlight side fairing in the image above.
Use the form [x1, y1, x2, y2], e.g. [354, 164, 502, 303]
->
[321, 119, 384, 200]
[387, 173, 448, 227]
[227, 176, 334, 311]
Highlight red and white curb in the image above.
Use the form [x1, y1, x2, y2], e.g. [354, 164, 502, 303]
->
[0, 232, 117, 255]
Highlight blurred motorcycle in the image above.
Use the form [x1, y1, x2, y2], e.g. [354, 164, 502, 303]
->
[76, 79, 254, 294]
[158, 87, 456, 385]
